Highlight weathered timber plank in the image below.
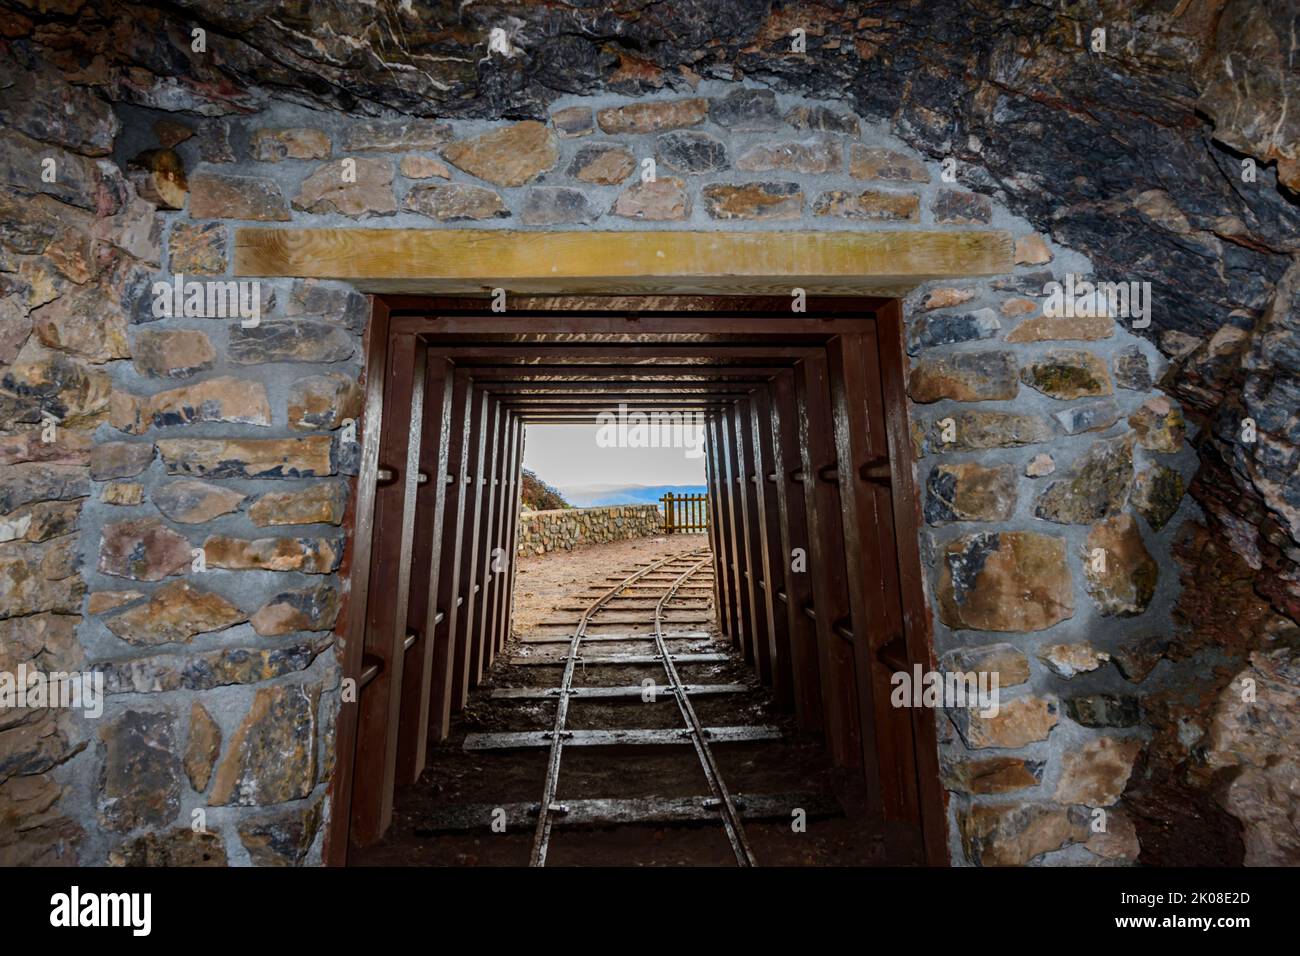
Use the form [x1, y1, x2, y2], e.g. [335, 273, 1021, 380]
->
[507, 653, 730, 666]
[462, 725, 781, 750]
[235, 229, 1013, 294]
[488, 682, 749, 700]
[412, 791, 841, 834]
[517, 631, 712, 645]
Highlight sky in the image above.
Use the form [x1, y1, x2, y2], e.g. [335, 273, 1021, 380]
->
[522, 422, 707, 490]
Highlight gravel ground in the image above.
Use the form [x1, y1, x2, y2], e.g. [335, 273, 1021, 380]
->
[510, 533, 709, 634]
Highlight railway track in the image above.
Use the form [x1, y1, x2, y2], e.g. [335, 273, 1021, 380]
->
[528, 548, 753, 866]
[375, 544, 849, 866]
[439, 546, 832, 868]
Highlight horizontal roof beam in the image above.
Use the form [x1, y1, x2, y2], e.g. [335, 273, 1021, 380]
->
[235, 228, 1013, 295]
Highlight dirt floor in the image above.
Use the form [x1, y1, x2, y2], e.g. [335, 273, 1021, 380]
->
[352, 534, 921, 867]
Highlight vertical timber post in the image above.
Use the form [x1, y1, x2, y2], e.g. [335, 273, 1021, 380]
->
[395, 352, 454, 783]
[327, 297, 390, 865]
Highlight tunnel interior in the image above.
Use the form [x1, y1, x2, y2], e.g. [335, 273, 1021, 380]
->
[334, 294, 946, 866]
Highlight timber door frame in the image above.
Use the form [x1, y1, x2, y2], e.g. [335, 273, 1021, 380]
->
[328, 295, 947, 866]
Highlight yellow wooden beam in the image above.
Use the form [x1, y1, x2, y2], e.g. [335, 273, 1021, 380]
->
[234, 228, 1013, 295]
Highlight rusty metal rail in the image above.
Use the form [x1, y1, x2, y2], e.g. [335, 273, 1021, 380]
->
[528, 550, 697, 866]
[527, 548, 756, 867]
[651, 554, 756, 865]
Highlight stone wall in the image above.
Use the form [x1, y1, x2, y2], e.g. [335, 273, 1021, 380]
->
[517, 506, 664, 555]
[0, 78, 1182, 867]
[0, 7, 1283, 865]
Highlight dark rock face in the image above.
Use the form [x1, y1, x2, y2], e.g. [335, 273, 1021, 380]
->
[656, 130, 729, 174]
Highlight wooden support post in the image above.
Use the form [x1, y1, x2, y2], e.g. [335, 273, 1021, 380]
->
[495, 417, 523, 655]
[476, 406, 501, 675]
[704, 415, 732, 640]
[499, 419, 525, 653]
[327, 298, 391, 865]
[428, 368, 471, 742]
[732, 400, 772, 685]
[768, 371, 823, 732]
[349, 334, 426, 846]
[717, 408, 751, 660]
[470, 398, 503, 687]
[825, 331, 896, 814]
[875, 300, 949, 865]
[452, 386, 490, 709]
[749, 387, 792, 706]
[395, 353, 454, 783]
[484, 410, 516, 666]
[796, 353, 862, 769]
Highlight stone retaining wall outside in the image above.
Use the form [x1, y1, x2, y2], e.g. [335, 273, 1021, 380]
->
[517, 505, 663, 555]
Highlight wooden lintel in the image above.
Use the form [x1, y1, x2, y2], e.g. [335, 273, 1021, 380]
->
[234, 228, 1013, 295]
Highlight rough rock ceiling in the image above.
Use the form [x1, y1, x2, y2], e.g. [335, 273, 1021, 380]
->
[9, 0, 1297, 340]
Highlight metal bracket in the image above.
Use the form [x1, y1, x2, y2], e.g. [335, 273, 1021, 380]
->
[859, 456, 892, 486]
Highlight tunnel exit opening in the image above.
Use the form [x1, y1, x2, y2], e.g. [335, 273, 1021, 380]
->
[330, 295, 946, 866]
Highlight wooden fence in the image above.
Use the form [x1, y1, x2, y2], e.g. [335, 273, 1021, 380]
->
[660, 492, 709, 533]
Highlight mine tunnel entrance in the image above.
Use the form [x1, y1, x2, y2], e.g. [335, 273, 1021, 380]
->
[332, 295, 945, 865]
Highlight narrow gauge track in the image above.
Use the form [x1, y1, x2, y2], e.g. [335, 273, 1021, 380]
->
[529, 548, 755, 866]
[363, 543, 854, 867]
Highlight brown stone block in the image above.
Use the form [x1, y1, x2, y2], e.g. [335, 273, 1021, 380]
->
[97, 517, 190, 582]
[596, 99, 708, 134]
[404, 182, 508, 221]
[189, 172, 290, 221]
[441, 121, 558, 186]
[249, 482, 346, 527]
[813, 188, 919, 221]
[168, 222, 227, 275]
[704, 182, 803, 220]
[951, 694, 1059, 749]
[1083, 514, 1158, 616]
[210, 682, 321, 807]
[131, 328, 217, 378]
[152, 479, 245, 524]
[293, 158, 396, 217]
[943, 755, 1044, 794]
[960, 802, 1088, 865]
[612, 178, 689, 221]
[849, 145, 929, 182]
[96, 710, 182, 833]
[250, 128, 331, 162]
[201, 535, 342, 573]
[156, 436, 334, 479]
[938, 531, 1074, 632]
[184, 701, 221, 792]
[908, 350, 1019, 403]
[1055, 736, 1143, 806]
[104, 579, 245, 646]
[1019, 348, 1113, 398]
